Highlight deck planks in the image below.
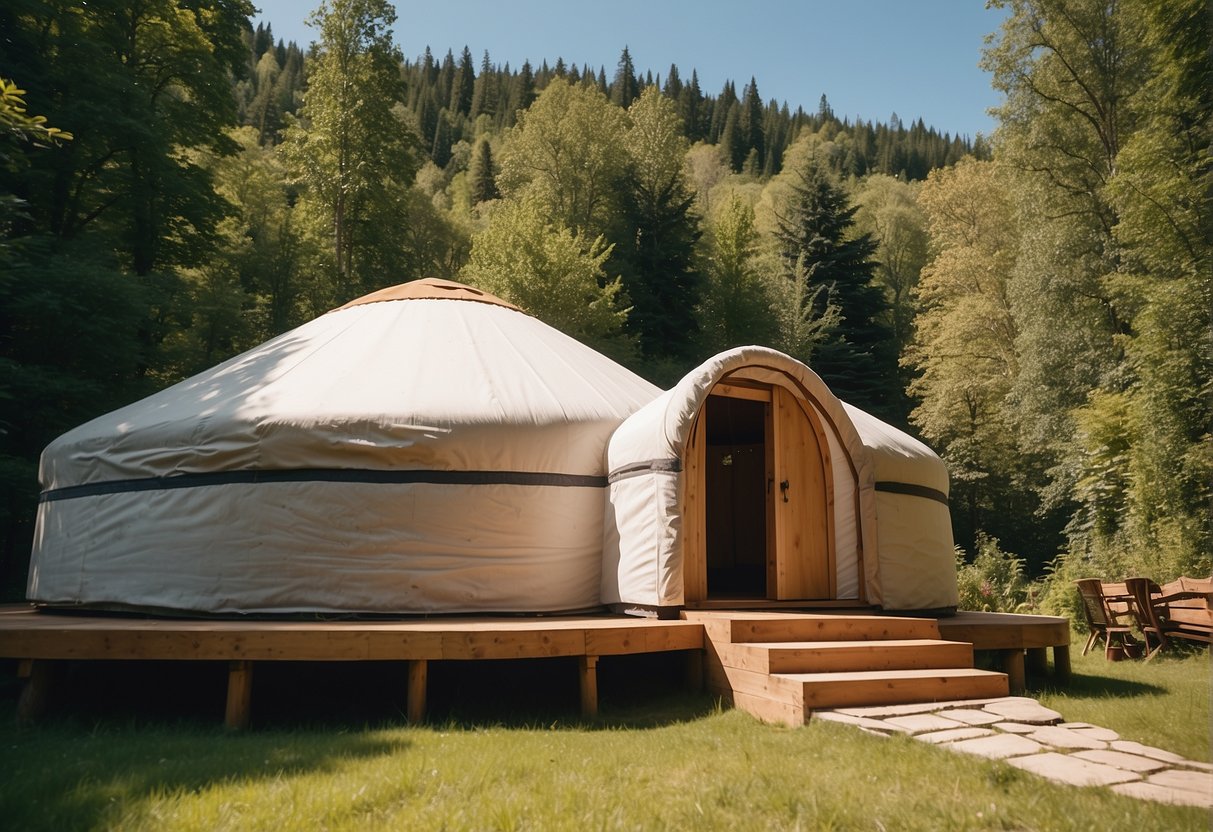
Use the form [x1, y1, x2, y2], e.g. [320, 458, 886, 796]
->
[0, 605, 1072, 726]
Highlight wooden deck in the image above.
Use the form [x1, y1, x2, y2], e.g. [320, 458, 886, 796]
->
[0, 606, 703, 728]
[0, 605, 1071, 728]
[937, 610, 1071, 692]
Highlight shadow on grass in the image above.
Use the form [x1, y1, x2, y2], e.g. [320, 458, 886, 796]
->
[1027, 671, 1167, 699]
[0, 712, 409, 831]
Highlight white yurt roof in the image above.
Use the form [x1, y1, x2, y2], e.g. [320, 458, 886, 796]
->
[30, 279, 661, 615]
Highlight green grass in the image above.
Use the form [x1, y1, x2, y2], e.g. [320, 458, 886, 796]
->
[1032, 640, 1211, 761]
[0, 645, 1207, 831]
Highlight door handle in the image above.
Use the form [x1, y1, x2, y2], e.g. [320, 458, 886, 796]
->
[780, 479, 790, 502]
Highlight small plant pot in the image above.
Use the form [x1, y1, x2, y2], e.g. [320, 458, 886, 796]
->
[1106, 646, 1126, 661]
[1123, 643, 1143, 659]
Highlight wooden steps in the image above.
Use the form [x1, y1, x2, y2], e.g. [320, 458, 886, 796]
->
[684, 610, 1009, 726]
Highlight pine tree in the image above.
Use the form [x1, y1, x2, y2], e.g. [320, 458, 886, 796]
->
[663, 64, 682, 98]
[470, 137, 499, 204]
[515, 60, 535, 111]
[773, 145, 899, 418]
[740, 77, 765, 170]
[449, 46, 475, 115]
[610, 46, 639, 107]
[721, 102, 743, 171]
[678, 70, 704, 141]
[470, 50, 497, 118]
[615, 88, 702, 362]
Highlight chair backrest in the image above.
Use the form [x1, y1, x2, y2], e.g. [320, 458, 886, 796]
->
[1075, 578, 1110, 628]
[1125, 576, 1164, 632]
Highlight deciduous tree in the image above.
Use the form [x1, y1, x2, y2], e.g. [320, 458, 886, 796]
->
[281, 0, 421, 296]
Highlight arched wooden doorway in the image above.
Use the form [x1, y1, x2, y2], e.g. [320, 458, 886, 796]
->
[682, 380, 835, 604]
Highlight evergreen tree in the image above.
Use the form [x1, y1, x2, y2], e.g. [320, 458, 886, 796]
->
[470, 50, 497, 118]
[721, 102, 744, 171]
[740, 77, 765, 170]
[771, 142, 899, 418]
[513, 60, 536, 116]
[449, 46, 475, 116]
[436, 49, 455, 109]
[708, 80, 736, 143]
[615, 88, 702, 362]
[470, 137, 499, 204]
[663, 64, 682, 98]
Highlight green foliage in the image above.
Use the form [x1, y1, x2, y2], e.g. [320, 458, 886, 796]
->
[0, 1, 254, 592]
[962, 0, 1213, 580]
[764, 138, 899, 419]
[461, 197, 633, 360]
[955, 534, 1032, 613]
[906, 158, 1060, 562]
[281, 0, 422, 295]
[850, 174, 926, 356]
[497, 79, 628, 236]
[468, 137, 499, 205]
[398, 49, 984, 180]
[695, 194, 777, 354]
[1030, 552, 1090, 624]
[615, 88, 702, 362]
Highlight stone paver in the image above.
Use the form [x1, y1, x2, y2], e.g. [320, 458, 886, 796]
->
[1111, 780, 1213, 809]
[1058, 723, 1119, 742]
[813, 697, 1208, 809]
[812, 711, 909, 733]
[1005, 752, 1140, 787]
[948, 733, 1047, 760]
[1109, 740, 1190, 765]
[883, 713, 967, 734]
[834, 701, 953, 718]
[1071, 749, 1170, 774]
[981, 700, 1063, 724]
[1148, 768, 1213, 795]
[941, 708, 1002, 726]
[939, 696, 1032, 709]
[992, 721, 1037, 734]
[1026, 725, 1108, 750]
[913, 727, 996, 745]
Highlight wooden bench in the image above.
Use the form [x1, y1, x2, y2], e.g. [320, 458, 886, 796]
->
[1153, 576, 1212, 648]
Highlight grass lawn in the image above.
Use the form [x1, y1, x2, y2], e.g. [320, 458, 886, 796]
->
[0, 642, 1207, 831]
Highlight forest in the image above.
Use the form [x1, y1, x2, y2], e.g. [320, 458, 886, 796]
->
[0, 0, 1208, 613]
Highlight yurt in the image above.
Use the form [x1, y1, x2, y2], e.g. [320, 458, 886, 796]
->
[602, 347, 956, 614]
[29, 279, 661, 615]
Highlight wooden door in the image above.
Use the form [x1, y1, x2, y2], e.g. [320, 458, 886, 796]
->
[769, 386, 832, 599]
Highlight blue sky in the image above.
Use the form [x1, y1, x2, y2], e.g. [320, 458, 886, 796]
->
[252, 1, 1007, 139]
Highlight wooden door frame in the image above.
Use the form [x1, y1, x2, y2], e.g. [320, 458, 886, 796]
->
[682, 380, 836, 605]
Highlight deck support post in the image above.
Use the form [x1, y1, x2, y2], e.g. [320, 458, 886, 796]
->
[16, 659, 52, 725]
[407, 659, 427, 724]
[225, 660, 254, 730]
[1001, 649, 1026, 694]
[1052, 645, 1071, 684]
[578, 655, 598, 718]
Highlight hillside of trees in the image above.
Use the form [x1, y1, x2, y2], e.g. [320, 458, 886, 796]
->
[1, 0, 1208, 608]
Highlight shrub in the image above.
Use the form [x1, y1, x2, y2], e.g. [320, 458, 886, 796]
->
[955, 533, 1032, 613]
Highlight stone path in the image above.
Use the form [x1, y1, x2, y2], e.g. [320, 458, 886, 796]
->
[813, 696, 1213, 809]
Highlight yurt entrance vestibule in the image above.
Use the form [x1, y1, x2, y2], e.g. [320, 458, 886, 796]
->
[684, 381, 835, 604]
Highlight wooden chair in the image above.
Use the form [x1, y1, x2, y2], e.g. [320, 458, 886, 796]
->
[1124, 577, 1168, 659]
[1074, 579, 1138, 660]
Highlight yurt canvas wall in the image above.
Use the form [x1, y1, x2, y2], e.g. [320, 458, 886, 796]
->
[29, 279, 661, 615]
[602, 347, 957, 613]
